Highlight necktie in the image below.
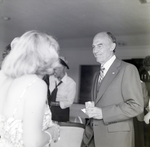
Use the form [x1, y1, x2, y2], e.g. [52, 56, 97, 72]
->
[49, 81, 63, 103]
[98, 66, 105, 84]
[97, 66, 105, 93]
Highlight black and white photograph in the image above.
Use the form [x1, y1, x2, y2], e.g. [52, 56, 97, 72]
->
[0, 0, 150, 147]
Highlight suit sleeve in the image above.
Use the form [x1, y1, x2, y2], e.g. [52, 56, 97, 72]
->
[102, 64, 144, 124]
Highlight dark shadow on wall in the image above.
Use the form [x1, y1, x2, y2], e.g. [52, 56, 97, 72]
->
[79, 65, 99, 104]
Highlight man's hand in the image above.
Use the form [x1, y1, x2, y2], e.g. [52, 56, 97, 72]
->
[85, 107, 103, 119]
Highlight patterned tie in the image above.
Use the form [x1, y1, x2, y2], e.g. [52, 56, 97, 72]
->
[98, 66, 105, 84]
[97, 66, 105, 93]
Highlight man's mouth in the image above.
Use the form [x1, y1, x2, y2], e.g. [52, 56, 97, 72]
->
[95, 53, 102, 57]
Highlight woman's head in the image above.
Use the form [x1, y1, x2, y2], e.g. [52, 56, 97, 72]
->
[1, 30, 59, 78]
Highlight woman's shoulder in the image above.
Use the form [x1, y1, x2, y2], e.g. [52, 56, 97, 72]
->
[15, 74, 46, 89]
[17, 75, 47, 102]
[18, 74, 42, 82]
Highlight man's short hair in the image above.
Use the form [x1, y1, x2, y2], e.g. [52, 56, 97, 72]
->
[106, 32, 117, 52]
[106, 32, 116, 44]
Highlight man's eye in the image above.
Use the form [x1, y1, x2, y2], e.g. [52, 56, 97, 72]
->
[98, 45, 102, 48]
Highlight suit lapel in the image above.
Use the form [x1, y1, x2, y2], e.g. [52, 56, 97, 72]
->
[95, 58, 122, 104]
[92, 72, 99, 101]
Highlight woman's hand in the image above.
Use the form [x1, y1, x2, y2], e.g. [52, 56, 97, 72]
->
[47, 124, 60, 143]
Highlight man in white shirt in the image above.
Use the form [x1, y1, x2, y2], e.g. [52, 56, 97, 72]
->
[48, 57, 76, 122]
[81, 32, 143, 147]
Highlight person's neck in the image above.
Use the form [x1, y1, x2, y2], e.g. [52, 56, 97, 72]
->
[101, 54, 114, 66]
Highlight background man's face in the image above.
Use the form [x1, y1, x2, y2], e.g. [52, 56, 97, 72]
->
[53, 64, 64, 78]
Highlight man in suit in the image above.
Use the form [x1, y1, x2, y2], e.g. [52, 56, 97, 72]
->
[81, 32, 144, 147]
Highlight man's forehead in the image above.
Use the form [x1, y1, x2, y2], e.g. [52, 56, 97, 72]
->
[93, 37, 106, 44]
[94, 33, 108, 39]
[93, 33, 111, 44]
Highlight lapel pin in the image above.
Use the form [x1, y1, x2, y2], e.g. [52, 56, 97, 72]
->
[112, 72, 115, 74]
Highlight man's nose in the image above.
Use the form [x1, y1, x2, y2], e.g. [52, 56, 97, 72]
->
[93, 48, 99, 54]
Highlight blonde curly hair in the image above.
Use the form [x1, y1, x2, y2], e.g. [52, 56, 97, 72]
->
[1, 30, 59, 78]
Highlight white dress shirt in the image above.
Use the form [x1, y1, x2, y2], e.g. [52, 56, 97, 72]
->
[49, 74, 76, 109]
[102, 55, 116, 77]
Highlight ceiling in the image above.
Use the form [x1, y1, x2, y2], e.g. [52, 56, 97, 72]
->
[0, 0, 150, 48]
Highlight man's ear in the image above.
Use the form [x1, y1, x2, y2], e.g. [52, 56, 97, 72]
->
[110, 43, 116, 51]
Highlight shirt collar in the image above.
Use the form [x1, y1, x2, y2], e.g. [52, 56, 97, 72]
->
[102, 55, 116, 74]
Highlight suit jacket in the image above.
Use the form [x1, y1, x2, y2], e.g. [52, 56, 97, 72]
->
[91, 58, 143, 147]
